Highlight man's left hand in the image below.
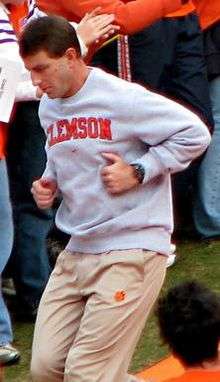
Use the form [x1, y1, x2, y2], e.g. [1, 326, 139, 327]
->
[101, 152, 139, 194]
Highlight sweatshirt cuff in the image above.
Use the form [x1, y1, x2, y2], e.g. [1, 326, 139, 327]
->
[134, 152, 165, 184]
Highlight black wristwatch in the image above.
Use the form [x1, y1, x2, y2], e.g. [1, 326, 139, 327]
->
[130, 163, 145, 184]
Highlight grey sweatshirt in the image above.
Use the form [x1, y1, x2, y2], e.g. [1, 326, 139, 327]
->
[39, 67, 211, 255]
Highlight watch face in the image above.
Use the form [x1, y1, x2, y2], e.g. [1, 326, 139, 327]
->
[137, 165, 145, 183]
[131, 163, 145, 184]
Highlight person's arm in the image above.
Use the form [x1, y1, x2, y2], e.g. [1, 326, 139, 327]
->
[0, 7, 39, 102]
[129, 91, 211, 182]
[72, 9, 119, 56]
[31, 178, 58, 209]
[101, 88, 211, 195]
[37, 0, 189, 34]
[31, 143, 58, 209]
[27, 2, 119, 56]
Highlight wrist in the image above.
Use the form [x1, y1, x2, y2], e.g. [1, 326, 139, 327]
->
[130, 163, 145, 184]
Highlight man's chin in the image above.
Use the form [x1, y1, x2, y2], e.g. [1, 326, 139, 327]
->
[47, 94, 57, 99]
[46, 91, 58, 99]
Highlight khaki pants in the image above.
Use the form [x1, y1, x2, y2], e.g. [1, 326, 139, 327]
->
[31, 249, 166, 382]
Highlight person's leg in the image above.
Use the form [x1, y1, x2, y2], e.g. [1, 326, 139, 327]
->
[6, 102, 53, 314]
[193, 76, 220, 238]
[31, 250, 86, 382]
[64, 250, 166, 382]
[0, 159, 19, 364]
[0, 159, 13, 345]
[128, 19, 177, 89]
[165, 13, 213, 128]
[31, 250, 166, 382]
[165, 13, 214, 234]
[91, 38, 118, 75]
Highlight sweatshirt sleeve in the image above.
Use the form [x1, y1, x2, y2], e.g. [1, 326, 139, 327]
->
[42, 157, 57, 181]
[37, 0, 184, 34]
[41, 140, 57, 181]
[63, 0, 184, 34]
[130, 87, 211, 184]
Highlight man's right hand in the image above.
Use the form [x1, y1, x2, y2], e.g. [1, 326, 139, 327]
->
[31, 178, 57, 209]
[77, 7, 120, 46]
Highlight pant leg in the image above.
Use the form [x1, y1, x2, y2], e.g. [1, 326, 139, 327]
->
[128, 19, 177, 89]
[193, 76, 220, 237]
[0, 280, 12, 345]
[31, 250, 166, 382]
[164, 13, 213, 128]
[164, 13, 214, 232]
[91, 39, 118, 75]
[64, 250, 166, 382]
[31, 251, 86, 382]
[6, 101, 53, 308]
[0, 159, 13, 344]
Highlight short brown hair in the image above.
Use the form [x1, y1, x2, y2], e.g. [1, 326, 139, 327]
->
[19, 15, 81, 58]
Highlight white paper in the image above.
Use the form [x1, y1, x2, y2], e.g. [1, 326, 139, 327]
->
[0, 56, 22, 122]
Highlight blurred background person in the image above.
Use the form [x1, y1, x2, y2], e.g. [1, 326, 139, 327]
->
[157, 280, 220, 381]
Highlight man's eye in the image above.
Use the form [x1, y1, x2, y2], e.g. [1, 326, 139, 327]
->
[36, 67, 46, 72]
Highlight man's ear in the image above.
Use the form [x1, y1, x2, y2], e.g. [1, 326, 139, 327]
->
[65, 47, 78, 61]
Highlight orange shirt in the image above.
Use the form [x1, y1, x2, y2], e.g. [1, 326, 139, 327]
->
[193, 1, 220, 30]
[8, 3, 28, 34]
[166, 1, 195, 18]
[36, 0, 184, 34]
[0, 123, 8, 159]
[164, 369, 220, 382]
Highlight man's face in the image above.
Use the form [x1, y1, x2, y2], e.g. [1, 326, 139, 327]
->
[23, 49, 79, 99]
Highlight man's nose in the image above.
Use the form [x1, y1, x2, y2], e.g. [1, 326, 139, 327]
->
[31, 72, 41, 86]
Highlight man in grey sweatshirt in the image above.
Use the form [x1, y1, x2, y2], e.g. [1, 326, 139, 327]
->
[19, 15, 211, 382]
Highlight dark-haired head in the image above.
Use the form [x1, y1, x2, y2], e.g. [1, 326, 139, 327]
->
[19, 16, 88, 99]
[157, 281, 220, 366]
[19, 15, 81, 59]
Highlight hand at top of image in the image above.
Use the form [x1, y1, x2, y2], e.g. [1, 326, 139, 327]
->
[76, 7, 120, 47]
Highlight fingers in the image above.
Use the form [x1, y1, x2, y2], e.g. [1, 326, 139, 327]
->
[40, 178, 57, 193]
[92, 14, 115, 25]
[85, 6, 102, 18]
[31, 179, 57, 209]
[101, 170, 122, 194]
[101, 178, 123, 195]
[101, 152, 122, 163]
[95, 24, 120, 42]
[80, 13, 115, 27]
[80, 7, 102, 22]
[32, 194, 55, 209]
[100, 153, 139, 194]
[77, 11, 119, 47]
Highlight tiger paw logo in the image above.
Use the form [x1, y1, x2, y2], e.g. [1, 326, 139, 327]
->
[114, 290, 126, 302]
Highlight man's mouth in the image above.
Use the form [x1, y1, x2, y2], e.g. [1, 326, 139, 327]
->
[41, 86, 51, 93]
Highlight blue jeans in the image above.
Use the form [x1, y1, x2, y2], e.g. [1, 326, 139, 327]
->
[6, 102, 53, 309]
[0, 159, 13, 345]
[194, 76, 220, 238]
